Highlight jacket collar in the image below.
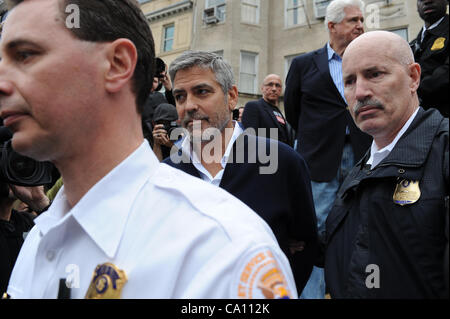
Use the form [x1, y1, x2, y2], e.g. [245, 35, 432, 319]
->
[313, 44, 347, 106]
[426, 14, 449, 37]
[371, 107, 443, 168]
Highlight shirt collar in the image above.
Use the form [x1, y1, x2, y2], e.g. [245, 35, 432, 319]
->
[422, 16, 446, 40]
[180, 121, 243, 181]
[367, 108, 419, 169]
[34, 141, 160, 258]
[424, 16, 445, 31]
[327, 42, 341, 61]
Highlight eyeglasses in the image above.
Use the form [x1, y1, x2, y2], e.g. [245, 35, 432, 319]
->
[263, 82, 282, 88]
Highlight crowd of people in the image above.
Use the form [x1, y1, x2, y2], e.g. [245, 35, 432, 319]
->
[0, 0, 448, 299]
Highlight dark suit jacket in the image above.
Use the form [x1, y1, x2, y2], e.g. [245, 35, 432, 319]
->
[242, 98, 294, 147]
[410, 15, 449, 118]
[284, 44, 372, 182]
[164, 133, 318, 295]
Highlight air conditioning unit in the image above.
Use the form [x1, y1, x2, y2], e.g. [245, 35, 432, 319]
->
[203, 6, 220, 24]
[313, 0, 332, 19]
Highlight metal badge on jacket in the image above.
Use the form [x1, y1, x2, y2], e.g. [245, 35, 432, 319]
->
[431, 37, 446, 51]
[393, 179, 421, 206]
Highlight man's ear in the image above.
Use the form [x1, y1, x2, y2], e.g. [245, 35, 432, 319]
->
[408, 62, 421, 93]
[328, 21, 335, 33]
[227, 85, 239, 111]
[104, 39, 138, 93]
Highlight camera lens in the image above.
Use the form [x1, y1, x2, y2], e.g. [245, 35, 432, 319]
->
[10, 153, 37, 179]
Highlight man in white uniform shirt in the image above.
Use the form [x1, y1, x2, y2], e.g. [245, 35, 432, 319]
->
[0, 0, 296, 299]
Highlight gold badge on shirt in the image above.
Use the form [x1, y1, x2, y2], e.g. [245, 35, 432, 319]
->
[85, 263, 127, 299]
[393, 179, 421, 206]
[431, 37, 446, 51]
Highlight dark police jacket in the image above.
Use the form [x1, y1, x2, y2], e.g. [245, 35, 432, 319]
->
[325, 108, 449, 298]
[284, 45, 372, 182]
[410, 15, 449, 118]
[164, 132, 318, 295]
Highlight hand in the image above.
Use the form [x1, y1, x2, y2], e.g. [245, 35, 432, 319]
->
[152, 124, 173, 147]
[161, 71, 172, 91]
[9, 184, 50, 214]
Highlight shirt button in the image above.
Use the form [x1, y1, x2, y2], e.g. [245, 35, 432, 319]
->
[398, 169, 405, 174]
[46, 250, 56, 261]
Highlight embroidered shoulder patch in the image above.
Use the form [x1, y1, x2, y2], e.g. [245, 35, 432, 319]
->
[234, 248, 292, 299]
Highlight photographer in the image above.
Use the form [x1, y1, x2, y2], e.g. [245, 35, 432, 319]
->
[0, 126, 52, 294]
[142, 58, 175, 147]
[151, 103, 181, 161]
[0, 183, 50, 295]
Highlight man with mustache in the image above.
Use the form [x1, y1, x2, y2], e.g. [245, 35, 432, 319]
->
[325, 31, 449, 298]
[164, 50, 319, 296]
[284, 0, 371, 298]
[0, 0, 297, 299]
[410, 0, 449, 118]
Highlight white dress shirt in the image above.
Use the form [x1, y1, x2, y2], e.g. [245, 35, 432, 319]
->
[180, 121, 243, 187]
[7, 141, 296, 299]
[367, 108, 419, 169]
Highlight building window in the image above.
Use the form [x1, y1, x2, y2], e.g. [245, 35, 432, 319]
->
[241, 0, 260, 24]
[285, 54, 301, 79]
[285, 0, 307, 27]
[239, 51, 258, 94]
[389, 27, 408, 41]
[163, 24, 174, 52]
[205, 0, 226, 22]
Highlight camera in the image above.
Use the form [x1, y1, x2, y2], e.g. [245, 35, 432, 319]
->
[0, 127, 54, 186]
[155, 120, 179, 140]
[155, 58, 166, 79]
[153, 103, 180, 141]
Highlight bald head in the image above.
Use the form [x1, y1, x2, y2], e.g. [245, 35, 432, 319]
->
[263, 74, 281, 83]
[341, 31, 421, 148]
[261, 74, 282, 106]
[344, 31, 415, 67]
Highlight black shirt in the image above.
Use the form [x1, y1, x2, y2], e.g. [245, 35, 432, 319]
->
[0, 210, 35, 294]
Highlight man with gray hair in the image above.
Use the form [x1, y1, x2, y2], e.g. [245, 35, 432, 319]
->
[284, 0, 371, 298]
[164, 50, 319, 295]
[325, 31, 448, 298]
[1, 0, 297, 299]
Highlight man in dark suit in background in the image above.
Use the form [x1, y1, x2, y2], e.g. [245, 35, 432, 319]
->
[164, 50, 318, 295]
[410, 0, 449, 118]
[242, 74, 294, 147]
[284, 0, 371, 298]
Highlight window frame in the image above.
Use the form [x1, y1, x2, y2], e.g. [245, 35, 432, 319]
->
[239, 51, 259, 94]
[162, 24, 175, 53]
[241, 0, 260, 25]
[284, 0, 307, 28]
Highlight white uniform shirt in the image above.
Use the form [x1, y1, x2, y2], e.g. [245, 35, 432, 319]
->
[7, 141, 296, 299]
